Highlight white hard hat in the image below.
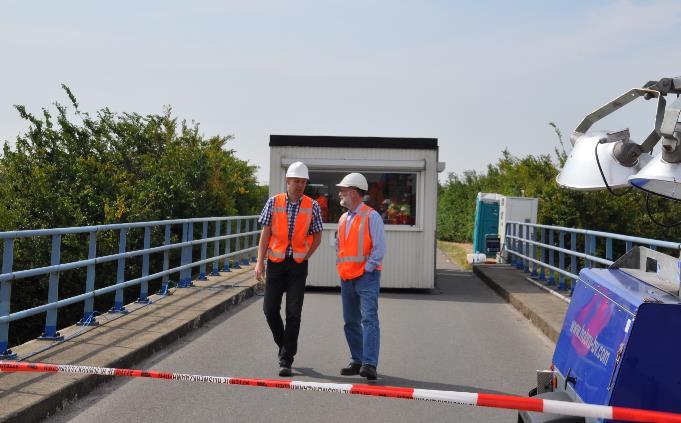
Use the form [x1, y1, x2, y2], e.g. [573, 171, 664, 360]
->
[286, 161, 309, 179]
[336, 173, 368, 191]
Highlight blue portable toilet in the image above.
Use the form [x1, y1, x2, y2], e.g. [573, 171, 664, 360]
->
[472, 193, 501, 257]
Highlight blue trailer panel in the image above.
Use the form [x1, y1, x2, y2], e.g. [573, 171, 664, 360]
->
[523, 247, 681, 422]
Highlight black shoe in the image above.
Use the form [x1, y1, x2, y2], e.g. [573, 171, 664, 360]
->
[278, 364, 292, 377]
[359, 364, 377, 380]
[340, 362, 362, 376]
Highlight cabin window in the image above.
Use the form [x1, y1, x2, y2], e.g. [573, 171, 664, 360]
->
[305, 171, 417, 226]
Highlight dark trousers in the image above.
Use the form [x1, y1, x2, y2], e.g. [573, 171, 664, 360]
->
[263, 258, 308, 365]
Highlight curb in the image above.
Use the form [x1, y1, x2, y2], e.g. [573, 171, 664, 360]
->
[472, 265, 563, 343]
[2, 276, 262, 423]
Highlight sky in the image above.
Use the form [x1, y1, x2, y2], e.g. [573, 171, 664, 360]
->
[2, 0, 681, 184]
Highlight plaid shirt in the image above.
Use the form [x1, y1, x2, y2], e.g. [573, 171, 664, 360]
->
[259, 194, 324, 258]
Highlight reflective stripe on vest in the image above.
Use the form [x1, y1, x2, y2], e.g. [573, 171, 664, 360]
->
[267, 193, 313, 263]
[336, 204, 381, 280]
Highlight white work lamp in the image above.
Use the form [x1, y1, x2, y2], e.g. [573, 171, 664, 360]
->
[556, 88, 666, 191]
[556, 131, 651, 190]
[628, 97, 681, 200]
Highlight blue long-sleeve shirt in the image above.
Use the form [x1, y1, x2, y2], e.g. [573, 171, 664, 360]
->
[337, 203, 386, 272]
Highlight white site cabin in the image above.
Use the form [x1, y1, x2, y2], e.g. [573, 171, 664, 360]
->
[268, 135, 444, 289]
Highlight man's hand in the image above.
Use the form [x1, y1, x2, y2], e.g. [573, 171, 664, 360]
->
[254, 261, 266, 281]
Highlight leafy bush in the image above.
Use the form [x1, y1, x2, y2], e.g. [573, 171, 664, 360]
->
[0, 85, 267, 345]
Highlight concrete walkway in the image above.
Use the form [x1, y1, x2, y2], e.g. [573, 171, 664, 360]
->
[0, 267, 261, 423]
[436, 245, 568, 343]
[473, 264, 569, 343]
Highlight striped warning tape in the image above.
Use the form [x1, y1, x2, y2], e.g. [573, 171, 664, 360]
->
[1, 361, 680, 422]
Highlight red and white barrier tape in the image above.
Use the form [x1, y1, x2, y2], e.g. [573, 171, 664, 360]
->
[1, 361, 680, 422]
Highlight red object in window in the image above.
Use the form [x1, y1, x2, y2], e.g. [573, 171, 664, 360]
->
[316, 195, 329, 222]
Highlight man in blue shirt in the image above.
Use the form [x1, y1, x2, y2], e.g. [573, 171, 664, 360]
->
[335, 173, 386, 381]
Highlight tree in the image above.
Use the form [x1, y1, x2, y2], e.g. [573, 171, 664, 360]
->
[0, 85, 268, 345]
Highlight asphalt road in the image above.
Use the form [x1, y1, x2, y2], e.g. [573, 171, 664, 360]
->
[48, 256, 554, 423]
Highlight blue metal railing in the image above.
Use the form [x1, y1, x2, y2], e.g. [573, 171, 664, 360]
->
[0, 216, 261, 358]
[503, 221, 681, 292]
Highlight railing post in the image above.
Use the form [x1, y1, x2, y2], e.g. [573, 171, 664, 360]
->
[523, 225, 530, 273]
[187, 221, 194, 286]
[588, 235, 597, 267]
[515, 223, 523, 270]
[539, 228, 546, 281]
[584, 234, 591, 268]
[509, 224, 515, 267]
[503, 222, 509, 264]
[531, 227, 538, 277]
[548, 230, 555, 285]
[241, 218, 251, 266]
[512, 223, 520, 268]
[137, 226, 151, 303]
[625, 240, 633, 253]
[159, 224, 171, 294]
[79, 231, 98, 325]
[199, 221, 208, 280]
[232, 218, 242, 269]
[110, 229, 128, 313]
[211, 221, 221, 276]
[179, 222, 194, 288]
[606, 238, 613, 262]
[559, 231, 566, 290]
[179, 223, 188, 286]
[251, 217, 258, 263]
[571, 232, 577, 291]
[223, 220, 231, 272]
[40, 234, 64, 339]
[0, 238, 17, 358]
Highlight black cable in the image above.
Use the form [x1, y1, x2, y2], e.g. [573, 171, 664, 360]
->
[645, 193, 681, 227]
[595, 142, 629, 196]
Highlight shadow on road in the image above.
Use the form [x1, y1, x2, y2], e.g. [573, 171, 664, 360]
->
[306, 269, 505, 304]
[294, 367, 514, 396]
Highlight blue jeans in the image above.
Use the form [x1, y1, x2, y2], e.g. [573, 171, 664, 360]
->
[340, 270, 380, 367]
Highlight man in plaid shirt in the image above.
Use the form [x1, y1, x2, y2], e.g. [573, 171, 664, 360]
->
[255, 161, 323, 377]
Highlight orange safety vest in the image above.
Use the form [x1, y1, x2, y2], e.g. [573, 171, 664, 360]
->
[267, 193, 313, 263]
[336, 203, 383, 280]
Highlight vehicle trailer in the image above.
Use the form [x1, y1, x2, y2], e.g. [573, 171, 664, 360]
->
[520, 247, 681, 423]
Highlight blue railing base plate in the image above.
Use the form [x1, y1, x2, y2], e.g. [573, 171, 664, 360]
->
[0, 350, 17, 359]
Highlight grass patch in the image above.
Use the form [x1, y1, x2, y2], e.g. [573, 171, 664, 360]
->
[437, 240, 473, 270]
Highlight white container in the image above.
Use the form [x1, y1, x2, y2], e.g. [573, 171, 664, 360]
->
[498, 196, 538, 261]
[466, 253, 488, 264]
[269, 135, 445, 289]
